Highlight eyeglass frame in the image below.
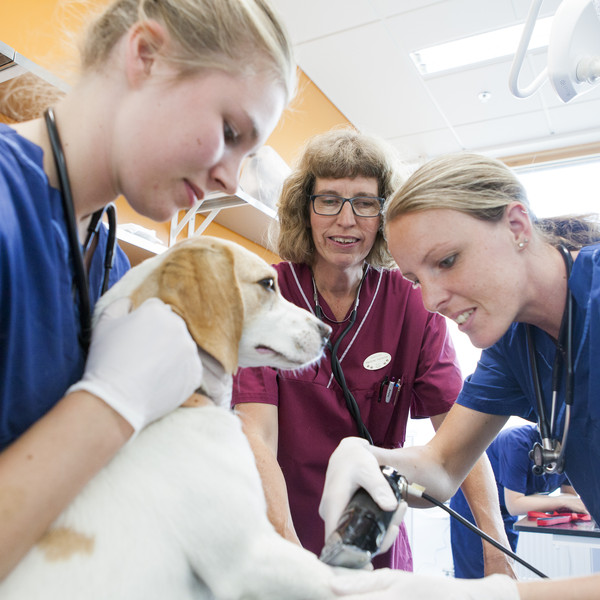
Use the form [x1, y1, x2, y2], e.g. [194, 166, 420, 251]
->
[309, 194, 385, 218]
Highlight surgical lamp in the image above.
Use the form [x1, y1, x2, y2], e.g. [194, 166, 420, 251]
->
[509, 0, 600, 102]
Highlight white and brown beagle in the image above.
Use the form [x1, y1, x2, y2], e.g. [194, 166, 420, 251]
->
[0, 236, 340, 600]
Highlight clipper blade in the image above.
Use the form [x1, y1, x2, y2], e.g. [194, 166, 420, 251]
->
[319, 532, 373, 569]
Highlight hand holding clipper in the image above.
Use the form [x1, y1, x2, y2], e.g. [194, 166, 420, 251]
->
[319, 466, 407, 569]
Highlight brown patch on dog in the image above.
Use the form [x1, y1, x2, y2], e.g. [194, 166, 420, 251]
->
[130, 239, 243, 374]
[37, 528, 95, 561]
[182, 392, 214, 408]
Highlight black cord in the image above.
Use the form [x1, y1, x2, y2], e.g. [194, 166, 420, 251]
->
[314, 268, 373, 443]
[421, 491, 549, 579]
[44, 108, 92, 351]
[102, 203, 117, 294]
[328, 310, 373, 444]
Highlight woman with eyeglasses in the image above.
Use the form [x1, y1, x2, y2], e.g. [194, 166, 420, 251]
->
[232, 128, 515, 574]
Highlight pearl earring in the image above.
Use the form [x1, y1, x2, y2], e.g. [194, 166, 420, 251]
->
[518, 238, 529, 249]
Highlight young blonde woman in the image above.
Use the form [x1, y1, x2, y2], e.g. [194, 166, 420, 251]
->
[320, 153, 600, 599]
[0, 0, 294, 579]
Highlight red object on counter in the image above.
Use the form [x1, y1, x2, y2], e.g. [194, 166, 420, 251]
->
[527, 511, 591, 526]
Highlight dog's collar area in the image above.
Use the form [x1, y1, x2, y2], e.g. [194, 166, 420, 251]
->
[182, 391, 216, 408]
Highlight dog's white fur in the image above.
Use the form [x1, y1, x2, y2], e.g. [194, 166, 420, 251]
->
[0, 236, 338, 600]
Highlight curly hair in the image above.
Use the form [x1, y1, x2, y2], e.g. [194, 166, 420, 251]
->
[276, 128, 406, 267]
[385, 152, 600, 250]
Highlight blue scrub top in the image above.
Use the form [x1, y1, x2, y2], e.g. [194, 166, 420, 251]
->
[450, 425, 568, 578]
[457, 244, 600, 526]
[0, 124, 130, 450]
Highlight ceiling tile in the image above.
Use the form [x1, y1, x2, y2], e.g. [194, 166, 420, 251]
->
[454, 111, 552, 155]
[423, 58, 546, 126]
[370, 0, 442, 19]
[384, 0, 518, 53]
[295, 22, 449, 138]
[546, 96, 600, 137]
[270, 0, 378, 45]
[388, 128, 465, 164]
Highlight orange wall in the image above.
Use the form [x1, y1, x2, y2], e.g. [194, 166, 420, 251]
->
[267, 70, 351, 166]
[1, 1, 352, 263]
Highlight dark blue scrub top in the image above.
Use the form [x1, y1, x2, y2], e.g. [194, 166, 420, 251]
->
[0, 124, 130, 449]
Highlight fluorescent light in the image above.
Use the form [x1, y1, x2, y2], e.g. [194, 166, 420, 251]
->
[410, 17, 553, 76]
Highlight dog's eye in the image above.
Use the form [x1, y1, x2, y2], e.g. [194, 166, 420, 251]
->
[257, 278, 275, 291]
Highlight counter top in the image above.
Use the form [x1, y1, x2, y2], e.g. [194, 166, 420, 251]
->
[514, 516, 600, 539]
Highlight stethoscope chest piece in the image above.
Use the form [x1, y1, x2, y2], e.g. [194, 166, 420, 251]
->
[527, 244, 574, 476]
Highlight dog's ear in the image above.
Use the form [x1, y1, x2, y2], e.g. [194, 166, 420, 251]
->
[130, 243, 243, 374]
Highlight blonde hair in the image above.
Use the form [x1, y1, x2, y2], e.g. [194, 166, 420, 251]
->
[386, 152, 600, 250]
[276, 128, 405, 267]
[80, 0, 296, 103]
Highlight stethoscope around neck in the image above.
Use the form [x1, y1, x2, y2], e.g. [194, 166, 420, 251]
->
[526, 244, 574, 475]
[312, 266, 374, 444]
[44, 108, 117, 352]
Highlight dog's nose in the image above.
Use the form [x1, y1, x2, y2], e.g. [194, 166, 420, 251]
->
[318, 322, 332, 344]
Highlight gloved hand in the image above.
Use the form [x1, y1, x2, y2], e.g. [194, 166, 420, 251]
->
[379, 497, 407, 554]
[68, 297, 203, 434]
[196, 348, 233, 408]
[330, 570, 520, 599]
[319, 437, 402, 551]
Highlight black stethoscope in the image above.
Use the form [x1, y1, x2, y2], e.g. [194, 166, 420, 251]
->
[312, 266, 374, 444]
[44, 108, 117, 352]
[526, 244, 574, 475]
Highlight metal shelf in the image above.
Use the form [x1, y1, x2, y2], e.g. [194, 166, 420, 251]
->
[169, 189, 277, 248]
[0, 40, 69, 91]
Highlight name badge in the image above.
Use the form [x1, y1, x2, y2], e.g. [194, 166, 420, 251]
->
[363, 352, 391, 371]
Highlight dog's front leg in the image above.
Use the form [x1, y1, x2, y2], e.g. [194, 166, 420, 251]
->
[176, 407, 338, 600]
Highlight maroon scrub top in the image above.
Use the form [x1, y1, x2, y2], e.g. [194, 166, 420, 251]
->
[232, 262, 462, 570]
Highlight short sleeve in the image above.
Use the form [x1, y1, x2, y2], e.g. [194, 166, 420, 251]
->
[495, 429, 533, 494]
[410, 312, 463, 419]
[231, 365, 280, 407]
[457, 332, 537, 421]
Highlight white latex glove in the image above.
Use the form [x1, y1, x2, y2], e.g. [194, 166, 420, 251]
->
[331, 570, 520, 600]
[197, 348, 233, 409]
[320, 437, 402, 551]
[68, 297, 203, 433]
[379, 498, 407, 554]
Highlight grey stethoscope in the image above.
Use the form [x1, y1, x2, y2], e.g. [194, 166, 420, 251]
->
[44, 108, 117, 352]
[526, 244, 574, 475]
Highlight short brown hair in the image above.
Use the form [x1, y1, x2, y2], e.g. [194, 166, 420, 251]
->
[276, 128, 405, 267]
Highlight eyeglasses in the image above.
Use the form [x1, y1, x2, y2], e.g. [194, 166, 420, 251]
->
[310, 194, 384, 218]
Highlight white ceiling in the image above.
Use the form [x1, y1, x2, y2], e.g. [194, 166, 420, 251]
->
[271, 0, 600, 165]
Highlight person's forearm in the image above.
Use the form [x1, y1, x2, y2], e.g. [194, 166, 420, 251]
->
[506, 492, 587, 517]
[241, 429, 300, 545]
[369, 443, 460, 508]
[0, 391, 132, 580]
[519, 574, 600, 599]
[460, 455, 516, 577]
[369, 407, 506, 508]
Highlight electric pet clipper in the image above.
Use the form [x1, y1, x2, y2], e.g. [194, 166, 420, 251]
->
[319, 465, 407, 569]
